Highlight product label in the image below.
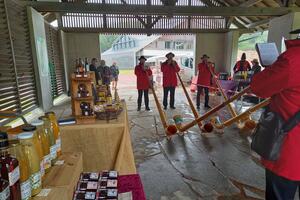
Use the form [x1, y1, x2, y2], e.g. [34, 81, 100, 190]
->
[40, 161, 45, 177]
[21, 179, 31, 200]
[0, 185, 10, 200]
[36, 189, 51, 197]
[30, 171, 41, 190]
[44, 154, 51, 170]
[56, 138, 61, 153]
[8, 166, 20, 186]
[50, 145, 57, 160]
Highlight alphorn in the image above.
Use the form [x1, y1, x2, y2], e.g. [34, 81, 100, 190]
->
[207, 64, 238, 118]
[211, 98, 270, 129]
[176, 72, 202, 131]
[151, 86, 177, 138]
[176, 86, 251, 132]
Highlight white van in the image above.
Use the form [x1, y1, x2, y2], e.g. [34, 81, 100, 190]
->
[146, 53, 194, 85]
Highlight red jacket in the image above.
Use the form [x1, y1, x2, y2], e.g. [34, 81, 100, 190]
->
[135, 64, 152, 90]
[233, 60, 251, 73]
[161, 61, 180, 87]
[250, 39, 300, 181]
[197, 62, 215, 87]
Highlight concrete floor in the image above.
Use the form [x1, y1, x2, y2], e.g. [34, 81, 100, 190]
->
[52, 76, 274, 200]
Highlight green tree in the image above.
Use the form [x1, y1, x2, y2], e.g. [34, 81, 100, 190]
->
[99, 34, 120, 53]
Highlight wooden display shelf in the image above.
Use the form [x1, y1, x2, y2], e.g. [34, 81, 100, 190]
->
[75, 115, 96, 124]
[33, 152, 83, 200]
[73, 77, 92, 82]
[73, 96, 93, 101]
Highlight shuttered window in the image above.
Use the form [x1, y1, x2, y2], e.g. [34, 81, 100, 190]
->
[0, 0, 38, 118]
[45, 23, 66, 98]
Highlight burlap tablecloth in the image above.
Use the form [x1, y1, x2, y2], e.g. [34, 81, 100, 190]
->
[60, 102, 136, 175]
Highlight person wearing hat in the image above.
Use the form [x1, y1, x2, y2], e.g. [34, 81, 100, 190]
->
[135, 56, 152, 111]
[196, 54, 215, 110]
[233, 53, 251, 74]
[161, 52, 180, 110]
[250, 28, 300, 199]
[251, 58, 262, 75]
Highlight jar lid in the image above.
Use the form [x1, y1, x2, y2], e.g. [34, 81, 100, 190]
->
[18, 132, 34, 140]
[31, 119, 44, 126]
[45, 112, 55, 116]
[0, 132, 9, 149]
[22, 125, 36, 131]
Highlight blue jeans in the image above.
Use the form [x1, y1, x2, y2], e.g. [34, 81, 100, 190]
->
[266, 169, 300, 200]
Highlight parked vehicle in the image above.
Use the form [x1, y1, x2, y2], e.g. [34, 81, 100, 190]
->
[146, 53, 194, 85]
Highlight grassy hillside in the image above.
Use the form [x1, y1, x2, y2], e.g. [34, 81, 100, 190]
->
[238, 31, 268, 51]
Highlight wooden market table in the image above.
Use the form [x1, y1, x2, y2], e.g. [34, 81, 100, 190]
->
[60, 102, 137, 175]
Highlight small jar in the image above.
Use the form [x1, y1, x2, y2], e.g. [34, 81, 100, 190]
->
[31, 120, 51, 174]
[0, 132, 21, 200]
[39, 116, 57, 166]
[45, 112, 61, 157]
[9, 140, 31, 200]
[18, 132, 41, 197]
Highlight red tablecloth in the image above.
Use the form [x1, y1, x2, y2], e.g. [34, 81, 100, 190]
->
[118, 174, 146, 200]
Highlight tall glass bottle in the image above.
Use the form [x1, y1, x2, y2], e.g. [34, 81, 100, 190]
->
[9, 140, 31, 200]
[18, 132, 41, 197]
[38, 116, 57, 166]
[0, 174, 10, 200]
[0, 132, 21, 200]
[31, 120, 51, 174]
[23, 126, 44, 180]
[45, 112, 61, 157]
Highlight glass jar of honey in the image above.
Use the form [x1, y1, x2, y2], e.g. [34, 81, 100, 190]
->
[9, 140, 31, 200]
[0, 132, 21, 200]
[31, 120, 51, 174]
[18, 132, 41, 197]
[39, 116, 57, 165]
[45, 112, 61, 157]
[22, 125, 44, 180]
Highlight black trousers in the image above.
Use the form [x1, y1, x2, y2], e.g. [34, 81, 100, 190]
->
[196, 86, 209, 107]
[137, 89, 149, 109]
[163, 87, 176, 108]
[266, 169, 300, 200]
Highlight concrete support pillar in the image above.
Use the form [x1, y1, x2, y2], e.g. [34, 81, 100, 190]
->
[60, 32, 101, 92]
[224, 31, 239, 75]
[268, 12, 300, 52]
[194, 31, 239, 75]
[194, 33, 226, 75]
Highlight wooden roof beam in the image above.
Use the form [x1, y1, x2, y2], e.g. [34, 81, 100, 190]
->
[240, 0, 263, 7]
[25, 2, 300, 16]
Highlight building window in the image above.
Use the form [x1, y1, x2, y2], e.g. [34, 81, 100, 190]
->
[165, 41, 172, 49]
[174, 42, 184, 49]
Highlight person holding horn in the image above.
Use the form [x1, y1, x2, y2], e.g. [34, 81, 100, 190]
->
[135, 56, 152, 111]
[196, 54, 215, 110]
[161, 52, 180, 110]
[250, 28, 300, 200]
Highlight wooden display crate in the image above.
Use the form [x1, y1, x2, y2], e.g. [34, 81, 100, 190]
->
[70, 72, 96, 124]
[35, 152, 83, 200]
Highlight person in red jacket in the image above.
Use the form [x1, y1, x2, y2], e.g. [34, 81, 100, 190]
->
[135, 56, 152, 111]
[161, 52, 180, 110]
[250, 29, 300, 199]
[196, 54, 215, 110]
[233, 53, 251, 73]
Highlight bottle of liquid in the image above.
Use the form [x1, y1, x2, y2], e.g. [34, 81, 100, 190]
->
[45, 112, 61, 157]
[9, 140, 31, 200]
[0, 175, 10, 200]
[23, 125, 44, 180]
[39, 116, 57, 166]
[0, 131, 21, 200]
[106, 85, 112, 105]
[18, 132, 41, 197]
[84, 57, 89, 73]
[31, 120, 51, 174]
